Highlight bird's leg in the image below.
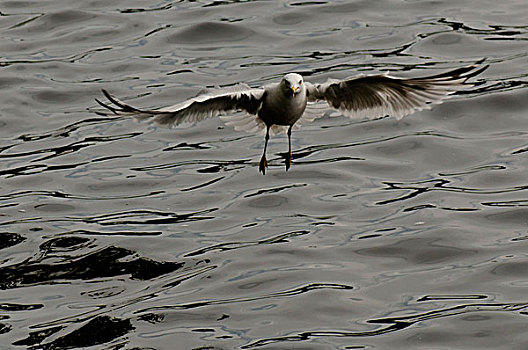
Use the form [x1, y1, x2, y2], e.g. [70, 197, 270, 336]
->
[285, 125, 293, 171]
[259, 125, 271, 175]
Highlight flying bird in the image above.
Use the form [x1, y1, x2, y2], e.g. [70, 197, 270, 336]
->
[96, 60, 487, 174]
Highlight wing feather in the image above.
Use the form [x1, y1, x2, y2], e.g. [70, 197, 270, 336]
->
[305, 61, 488, 121]
[96, 84, 266, 128]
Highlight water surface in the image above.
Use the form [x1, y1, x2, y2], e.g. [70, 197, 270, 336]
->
[1, 0, 528, 349]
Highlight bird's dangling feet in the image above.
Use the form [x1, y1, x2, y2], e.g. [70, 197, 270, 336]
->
[259, 156, 268, 175]
[285, 125, 293, 172]
[260, 125, 271, 175]
[285, 151, 292, 171]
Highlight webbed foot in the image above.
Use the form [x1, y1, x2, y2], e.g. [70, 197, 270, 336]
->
[259, 156, 268, 175]
[285, 151, 292, 171]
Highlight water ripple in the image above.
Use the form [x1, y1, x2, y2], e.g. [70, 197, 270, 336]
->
[0, 133, 140, 161]
[0, 189, 163, 201]
[138, 282, 354, 313]
[243, 302, 528, 348]
[184, 230, 310, 257]
[16, 117, 123, 142]
[0, 208, 216, 228]
[377, 179, 528, 205]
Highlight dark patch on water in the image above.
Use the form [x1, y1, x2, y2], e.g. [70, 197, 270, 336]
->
[0, 246, 185, 289]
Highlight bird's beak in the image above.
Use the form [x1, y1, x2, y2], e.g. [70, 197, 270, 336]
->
[291, 87, 298, 98]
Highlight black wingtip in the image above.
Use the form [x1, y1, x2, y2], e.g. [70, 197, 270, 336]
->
[420, 58, 489, 82]
[102, 89, 123, 108]
[463, 62, 489, 81]
[456, 59, 489, 84]
[474, 57, 487, 65]
[94, 97, 118, 114]
[101, 89, 144, 113]
[456, 58, 489, 79]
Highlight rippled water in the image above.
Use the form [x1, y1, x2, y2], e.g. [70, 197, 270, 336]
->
[1, 0, 528, 349]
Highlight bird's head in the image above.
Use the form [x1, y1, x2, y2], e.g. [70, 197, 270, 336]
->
[281, 73, 304, 98]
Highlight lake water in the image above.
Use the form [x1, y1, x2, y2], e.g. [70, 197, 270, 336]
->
[1, 0, 528, 349]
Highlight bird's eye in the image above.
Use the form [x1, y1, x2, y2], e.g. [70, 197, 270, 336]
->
[298, 80, 302, 85]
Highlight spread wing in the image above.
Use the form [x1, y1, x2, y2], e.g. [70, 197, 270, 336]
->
[304, 61, 488, 121]
[95, 84, 266, 129]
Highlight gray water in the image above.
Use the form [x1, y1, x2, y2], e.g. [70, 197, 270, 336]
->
[1, 1, 528, 349]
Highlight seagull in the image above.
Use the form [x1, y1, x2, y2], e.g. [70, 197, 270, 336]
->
[96, 60, 488, 175]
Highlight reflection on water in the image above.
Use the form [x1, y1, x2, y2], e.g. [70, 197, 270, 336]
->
[243, 302, 528, 349]
[1, 0, 528, 349]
